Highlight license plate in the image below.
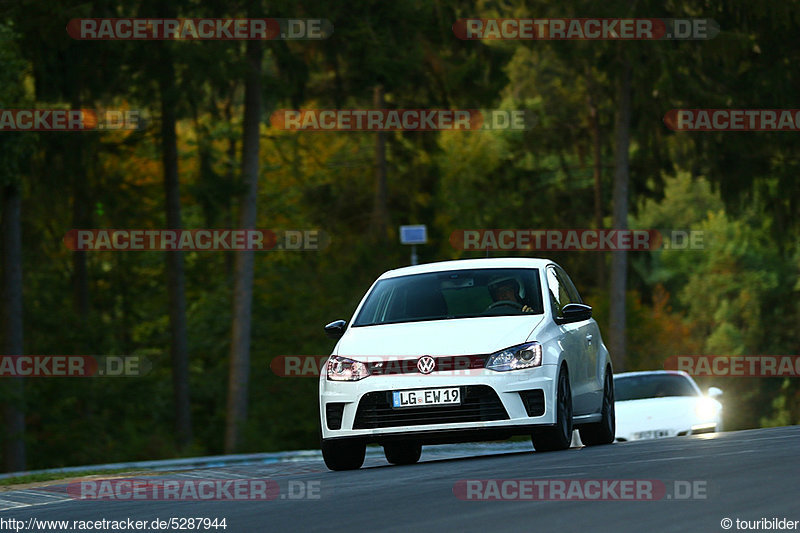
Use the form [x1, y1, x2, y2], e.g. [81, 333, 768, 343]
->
[392, 388, 460, 408]
[635, 429, 670, 440]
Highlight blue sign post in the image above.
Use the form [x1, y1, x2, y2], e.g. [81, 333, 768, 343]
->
[399, 225, 427, 266]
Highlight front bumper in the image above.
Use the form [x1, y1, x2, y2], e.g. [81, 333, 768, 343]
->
[319, 363, 559, 442]
[615, 421, 719, 442]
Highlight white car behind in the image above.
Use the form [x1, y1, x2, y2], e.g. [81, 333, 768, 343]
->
[614, 370, 722, 442]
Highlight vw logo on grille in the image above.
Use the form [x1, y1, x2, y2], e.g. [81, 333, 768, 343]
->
[417, 355, 436, 374]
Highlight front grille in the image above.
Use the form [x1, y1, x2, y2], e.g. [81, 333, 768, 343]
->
[326, 403, 345, 430]
[353, 385, 508, 429]
[366, 355, 486, 376]
[519, 389, 545, 417]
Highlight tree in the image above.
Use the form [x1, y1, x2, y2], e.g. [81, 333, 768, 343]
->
[608, 56, 632, 371]
[158, 39, 192, 449]
[1, 183, 26, 472]
[371, 85, 388, 237]
[0, 24, 31, 472]
[225, 35, 264, 453]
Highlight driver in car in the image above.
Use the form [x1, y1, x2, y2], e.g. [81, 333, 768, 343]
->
[487, 277, 534, 313]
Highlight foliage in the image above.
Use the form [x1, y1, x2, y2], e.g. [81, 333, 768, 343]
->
[1, 0, 799, 469]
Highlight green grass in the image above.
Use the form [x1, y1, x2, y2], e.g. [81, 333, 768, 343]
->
[0, 468, 153, 487]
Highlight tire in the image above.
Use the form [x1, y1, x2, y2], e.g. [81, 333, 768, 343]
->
[321, 439, 366, 471]
[532, 366, 573, 452]
[384, 442, 422, 465]
[579, 368, 616, 446]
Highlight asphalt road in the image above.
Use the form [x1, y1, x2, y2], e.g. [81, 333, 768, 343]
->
[1, 426, 797, 533]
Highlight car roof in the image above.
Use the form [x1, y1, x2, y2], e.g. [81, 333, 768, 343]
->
[614, 370, 692, 379]
[379, 257, 555, 280]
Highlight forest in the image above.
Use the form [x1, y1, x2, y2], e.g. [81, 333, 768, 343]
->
[1, 0, 798, 472]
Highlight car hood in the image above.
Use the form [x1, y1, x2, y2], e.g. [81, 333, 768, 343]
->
[614, 396, 716, 435]
[336, 315, 543, 357]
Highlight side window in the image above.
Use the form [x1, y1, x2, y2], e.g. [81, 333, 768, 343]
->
[547, 266, 584, 320]
[555, 267, 583, 305]
[546, 267, 563, 318]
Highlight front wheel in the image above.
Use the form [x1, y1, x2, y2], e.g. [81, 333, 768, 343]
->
[532, 367, 573, 452]
[579, 369, 616, 446]
[321, 439, 366, 471]
[384, 441, 422, 465]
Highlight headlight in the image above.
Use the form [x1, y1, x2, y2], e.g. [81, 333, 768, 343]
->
[486, 342, 542, 372]
[326, 355, 370, 381]
[695, 397, 721, 419]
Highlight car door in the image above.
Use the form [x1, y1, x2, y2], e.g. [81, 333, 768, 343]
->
[545, 266, 584, 413]
[547, 265, 597, 415]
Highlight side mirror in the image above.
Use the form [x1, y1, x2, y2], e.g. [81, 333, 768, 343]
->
[324, 319, 347, 340]
[707, 386, 723, 398]
[560, 303, 592, 323]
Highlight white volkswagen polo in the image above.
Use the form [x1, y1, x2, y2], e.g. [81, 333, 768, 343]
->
[319, 258, 615, 470]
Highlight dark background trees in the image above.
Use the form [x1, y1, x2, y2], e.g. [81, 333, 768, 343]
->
[0, 0, 798, 471]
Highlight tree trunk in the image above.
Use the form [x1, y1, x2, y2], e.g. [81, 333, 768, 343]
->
[159, 44, 192, 449]
[70, 145, 89, 321]
[609, 58, 632, 372]
[224, 99, 237, 282]
[586, 68, 605, 290]
[371, 85, 388, 236]
[67, 79, 89, 328]
[225, 37, 263, 454]
[1, 183, 26, 472]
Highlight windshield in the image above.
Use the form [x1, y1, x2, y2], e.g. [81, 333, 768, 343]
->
[614, 374, 700, 401]
[352, 268, 543, 326]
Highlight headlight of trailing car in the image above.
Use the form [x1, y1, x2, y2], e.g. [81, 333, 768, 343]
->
[326, 355, 370, 381]
[695, 397, 721, 420]
[486, 342, 542, 371]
